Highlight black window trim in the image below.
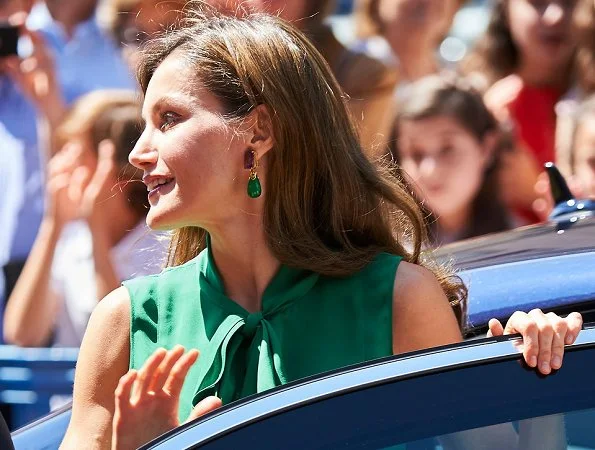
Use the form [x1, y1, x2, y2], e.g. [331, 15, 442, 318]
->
[145, 326, 595, 449]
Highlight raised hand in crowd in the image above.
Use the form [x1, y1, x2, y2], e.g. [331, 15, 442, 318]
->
[3, 139, 119, 347]
[0, 14, 66, 143]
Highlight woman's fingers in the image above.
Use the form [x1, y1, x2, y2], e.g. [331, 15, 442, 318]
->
[487, 318, 504, 337]
[149, 345, 185, 394]
[186, 396, 223, 423]
[115, 370, 137, 410]
[163, 349, 199, 399]
[529, 309, 555, 374]
[504, 311, 539, 368]
[503, 310, 584, 374]
[565, 312, 583, 344]
[546, 312, 568, 370]
[133, 348, 167, 401]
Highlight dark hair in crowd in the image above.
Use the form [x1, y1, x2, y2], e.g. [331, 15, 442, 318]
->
[389, 74, 510, 243]
[461, 0, 519, 85]
[135, 4, 468, 328]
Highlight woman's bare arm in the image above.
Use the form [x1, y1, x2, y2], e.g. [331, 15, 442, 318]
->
[60, 287, 131, 450]
[391, 261, 463, 354]
[3, 219, 62, 346]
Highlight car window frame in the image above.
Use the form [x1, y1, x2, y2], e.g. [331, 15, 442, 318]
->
[144, 326, 595, 450]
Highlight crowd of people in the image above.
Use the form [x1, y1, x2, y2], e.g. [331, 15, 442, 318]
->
[0, 0, 593, 447]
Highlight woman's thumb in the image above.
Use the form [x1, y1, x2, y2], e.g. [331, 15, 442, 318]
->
[186, 396, 222, 423]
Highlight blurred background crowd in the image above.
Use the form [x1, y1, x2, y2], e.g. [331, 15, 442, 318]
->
[0, 0, 594, 358]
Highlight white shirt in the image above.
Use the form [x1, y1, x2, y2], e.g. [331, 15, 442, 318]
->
[51, 221, 167, 347]
[0, 125, 25, 303]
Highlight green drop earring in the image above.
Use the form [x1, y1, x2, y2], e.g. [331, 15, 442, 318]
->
[244, 150, 262, 198]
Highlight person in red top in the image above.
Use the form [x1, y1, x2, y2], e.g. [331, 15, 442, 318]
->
[463, 0, 582, 224]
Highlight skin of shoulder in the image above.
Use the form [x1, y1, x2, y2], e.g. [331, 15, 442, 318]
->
[392, 261, 463, 355]
[61, 286, 131, 450]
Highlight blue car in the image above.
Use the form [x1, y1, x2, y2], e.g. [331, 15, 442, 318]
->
[9, 170, 595, 449]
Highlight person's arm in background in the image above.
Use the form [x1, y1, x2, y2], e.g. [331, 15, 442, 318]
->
[1, 17, 67, 156]
[3, 144, 83, 346]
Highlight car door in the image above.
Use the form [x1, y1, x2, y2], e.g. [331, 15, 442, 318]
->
[145, 326, 595, 450]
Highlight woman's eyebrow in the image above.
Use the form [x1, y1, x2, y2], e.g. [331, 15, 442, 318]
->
[141, 94, 191, 121]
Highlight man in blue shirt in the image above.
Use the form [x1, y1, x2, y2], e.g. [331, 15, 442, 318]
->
[0, 0, 135, 304]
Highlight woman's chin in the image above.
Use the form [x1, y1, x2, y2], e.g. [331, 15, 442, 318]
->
[146, 209, 175, 231]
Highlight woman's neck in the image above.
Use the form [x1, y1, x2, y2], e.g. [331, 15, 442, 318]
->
[516, 58, 573, 89]
[436, 206, 473, 245]
[207, 215, 280, 314]
[388, 34, 438, 82]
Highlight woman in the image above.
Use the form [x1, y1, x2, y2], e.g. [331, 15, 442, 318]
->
[463, 0, 581, 223]
[390, 74, 512, 245]
[4, 91, 164, 347]
[61, 8, 583, 450]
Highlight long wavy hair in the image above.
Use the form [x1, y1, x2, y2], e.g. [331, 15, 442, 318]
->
[135, 4, 467, 328]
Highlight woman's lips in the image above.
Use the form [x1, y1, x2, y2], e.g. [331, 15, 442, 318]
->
[148, 179, 174, 201]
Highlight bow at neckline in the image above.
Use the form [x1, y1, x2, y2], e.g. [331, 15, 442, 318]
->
[191, 238, 319, 406]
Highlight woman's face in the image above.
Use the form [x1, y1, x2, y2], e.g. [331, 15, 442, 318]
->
[573, 114, 595, 197]
[506, 0, 579, 69]
[129, 53, 253, 231]
[376, 0, 459, 47]
[397, 115, 492, 220]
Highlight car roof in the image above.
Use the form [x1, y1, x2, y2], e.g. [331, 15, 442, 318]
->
[435, 213, 594, 270]
[144, 326, 595, 449]
[434, 215, 595, 333]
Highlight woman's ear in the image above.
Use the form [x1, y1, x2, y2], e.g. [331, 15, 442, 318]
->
[246, 104, 275, 157]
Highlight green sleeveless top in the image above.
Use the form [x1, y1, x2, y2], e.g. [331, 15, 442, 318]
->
[123, 245, 402, 422]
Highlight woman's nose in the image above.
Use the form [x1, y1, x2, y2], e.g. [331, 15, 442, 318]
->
[129, 134, 158, 169]
[419, 156, 438, 179]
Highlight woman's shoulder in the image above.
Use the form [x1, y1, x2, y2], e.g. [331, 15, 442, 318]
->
[123, 252, 202, 291]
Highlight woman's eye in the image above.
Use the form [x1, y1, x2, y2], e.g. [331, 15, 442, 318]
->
[439, 146, 454, 157]
[159, 112, 180, 131]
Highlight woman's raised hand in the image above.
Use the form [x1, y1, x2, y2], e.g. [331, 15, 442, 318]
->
[111, 346, 222, 450]
[488, 310, 583, 375]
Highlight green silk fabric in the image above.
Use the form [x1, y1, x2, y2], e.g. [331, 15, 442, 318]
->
[124, 244, 402, 422]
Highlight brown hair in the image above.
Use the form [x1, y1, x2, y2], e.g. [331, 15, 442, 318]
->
[136, 4, 467, 328]
[575, 0, 595, 93]
[389, 74, 510, 242]
[461, 0, 519, 85]
[56, 90, 148, 216]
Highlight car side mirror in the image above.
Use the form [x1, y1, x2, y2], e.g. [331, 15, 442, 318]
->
[546, 162, 594, 220]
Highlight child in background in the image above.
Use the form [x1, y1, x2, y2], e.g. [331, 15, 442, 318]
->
[3, 90, 165, 348]
[390, 75, 511, 245]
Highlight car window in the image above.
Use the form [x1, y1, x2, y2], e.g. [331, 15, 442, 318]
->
[166, 344, 595, 450]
